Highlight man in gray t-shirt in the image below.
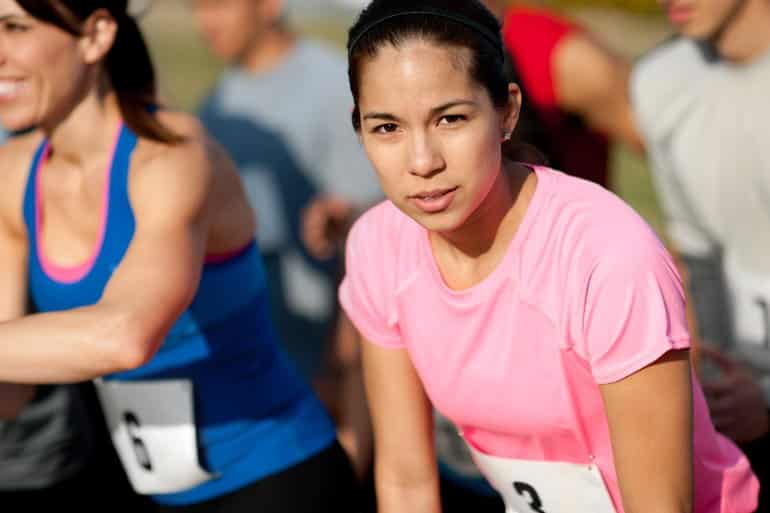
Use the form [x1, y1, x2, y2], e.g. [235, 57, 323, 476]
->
[632, 0, 770, 506]
[192, 1, 381, 381]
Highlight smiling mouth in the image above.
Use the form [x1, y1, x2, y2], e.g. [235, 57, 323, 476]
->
[0, 79, 25, 100]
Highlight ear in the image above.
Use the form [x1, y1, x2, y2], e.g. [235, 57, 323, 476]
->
[501, 82, 522, 140]
[78, 9, 118, 65]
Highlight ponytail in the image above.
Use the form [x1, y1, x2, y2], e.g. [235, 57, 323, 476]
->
[105, 13, 184, 144]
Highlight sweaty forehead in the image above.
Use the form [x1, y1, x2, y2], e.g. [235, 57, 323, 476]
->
[0, 0, 26, 17]
[358, 40, 479, 112]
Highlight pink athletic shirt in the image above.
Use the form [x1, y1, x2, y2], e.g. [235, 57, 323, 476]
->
[340, 166, 758, 513]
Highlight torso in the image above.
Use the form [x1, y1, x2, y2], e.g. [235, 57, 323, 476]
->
[342, 167, 755, 513]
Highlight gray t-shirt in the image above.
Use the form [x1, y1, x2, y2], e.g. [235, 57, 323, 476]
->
[0, 385, 93, 490]
[199, 40, 381, 378]
[632, 39, 770, 391]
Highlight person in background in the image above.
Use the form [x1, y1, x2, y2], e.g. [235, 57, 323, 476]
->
[189, 0, 379, 480]
[631, 0, 770, 509]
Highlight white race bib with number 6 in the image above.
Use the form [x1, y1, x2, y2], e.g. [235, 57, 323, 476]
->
[465, 441, 617, 513]
[94, 379, 217, 495]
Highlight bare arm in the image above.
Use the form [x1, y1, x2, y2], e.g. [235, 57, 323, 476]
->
[325, 312, 373, 481]
[0, 122, 222, 383]
[600, 349, 694, 513]
[554, 32, 644, 151]
[362, 337, 441, 513]
[0, 144, 36, 417]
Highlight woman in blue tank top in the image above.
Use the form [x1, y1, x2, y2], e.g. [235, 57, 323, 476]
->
[0, 1, 359, 511]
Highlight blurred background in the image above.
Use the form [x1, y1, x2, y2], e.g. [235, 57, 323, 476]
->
[139, 0, 672, 236]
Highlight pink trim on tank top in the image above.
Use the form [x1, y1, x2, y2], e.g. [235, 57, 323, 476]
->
[36, 123, 123, 284]
[204, 241, 254, 264]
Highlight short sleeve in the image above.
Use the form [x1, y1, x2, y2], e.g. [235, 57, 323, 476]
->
[338, 208, 403, 348]
[579, 240, 692, 384]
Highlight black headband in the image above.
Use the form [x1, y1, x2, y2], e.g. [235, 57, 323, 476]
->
[348, 9, 504, 61]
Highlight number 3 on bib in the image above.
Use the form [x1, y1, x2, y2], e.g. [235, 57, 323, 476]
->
[514, 482, 547, 513]
[465, 442, 617, 513]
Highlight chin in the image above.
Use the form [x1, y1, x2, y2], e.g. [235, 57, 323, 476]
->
[0, 110, 37, 134]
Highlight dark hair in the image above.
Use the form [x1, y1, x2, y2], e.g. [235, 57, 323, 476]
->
[347, 0, 545, 164]
[17, 0, 183, 144]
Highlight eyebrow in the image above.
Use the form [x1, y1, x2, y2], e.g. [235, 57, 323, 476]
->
[362, 99, 478, 123]
[0, 14, 28, 22]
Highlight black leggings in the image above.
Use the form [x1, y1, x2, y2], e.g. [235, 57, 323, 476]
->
[440, 476, 504, 513]
[740, 433, 770, 513]
[155, 441, 360, 513]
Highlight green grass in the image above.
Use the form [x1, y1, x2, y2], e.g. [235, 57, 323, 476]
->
[141, 3, 665, 239]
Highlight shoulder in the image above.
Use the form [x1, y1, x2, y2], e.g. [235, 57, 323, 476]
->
[297, 39, 347, 70]
[295, 40, 351, 98]
[347, 201, 422, 270]
[129, 112, 218, 221]
[631, 37, 705, 128]
[537, 168, 670, 271]
[0, 131, 44, 234]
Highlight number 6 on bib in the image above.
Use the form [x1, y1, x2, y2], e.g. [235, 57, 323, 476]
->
[94, 379, 217, 495]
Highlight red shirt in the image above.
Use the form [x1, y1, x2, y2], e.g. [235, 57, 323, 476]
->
[503, 7, 610, 187]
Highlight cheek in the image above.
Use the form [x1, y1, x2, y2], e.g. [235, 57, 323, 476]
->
[363, 141, 405, 196]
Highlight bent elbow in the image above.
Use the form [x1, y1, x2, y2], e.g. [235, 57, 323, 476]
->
[107, 312, 162, 372]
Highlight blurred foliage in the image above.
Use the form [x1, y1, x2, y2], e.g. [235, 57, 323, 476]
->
[540, 0, 661, 15]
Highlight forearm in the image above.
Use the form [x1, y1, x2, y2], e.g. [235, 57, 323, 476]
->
[0, 383, 36, 419]
[376, 472, 441, 513]
[0, 305, 142, 383]
[337, 364, 373, 480]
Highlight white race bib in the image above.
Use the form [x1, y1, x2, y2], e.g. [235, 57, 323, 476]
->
[723, 258, 770, 401]
[465, 441, 616, 513]
[94, 379, 217, 495]
[724, 258, 770, 355]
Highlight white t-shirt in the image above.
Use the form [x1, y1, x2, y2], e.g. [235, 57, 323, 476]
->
[632, 38, 770, 385]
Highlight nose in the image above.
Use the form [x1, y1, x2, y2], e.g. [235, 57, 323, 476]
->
[408, 131, 445, 178]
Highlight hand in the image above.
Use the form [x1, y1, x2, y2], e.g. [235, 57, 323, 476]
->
[701, 345, 770, 443]
[301, 195, 355, 260]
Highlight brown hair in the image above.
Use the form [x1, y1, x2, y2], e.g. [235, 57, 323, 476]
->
[17, 0, 183, 144]
[347, 0, 545, 164]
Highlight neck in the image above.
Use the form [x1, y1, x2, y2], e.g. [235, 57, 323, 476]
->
[41, 89, 123, 170]
[714, 0, 770, 62]
[239, 27, 296, 73]
[437, 161, 531, 259]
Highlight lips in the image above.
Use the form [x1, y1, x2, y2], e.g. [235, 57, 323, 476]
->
[666, 3, 694, 25]
[409, 187, 458, 214]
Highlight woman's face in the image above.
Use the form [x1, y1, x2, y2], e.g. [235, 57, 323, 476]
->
[357, 40, 518, 234]
[0, 0, 93, 131]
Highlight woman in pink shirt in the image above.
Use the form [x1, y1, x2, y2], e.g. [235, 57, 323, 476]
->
[339, 1, 759, 512]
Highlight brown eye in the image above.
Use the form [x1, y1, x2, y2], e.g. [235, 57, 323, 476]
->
[438, 115, 466, 125]
[374, 123, 399, 134]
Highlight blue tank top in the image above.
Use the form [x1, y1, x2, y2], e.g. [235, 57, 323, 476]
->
[22, 123, 336, 505]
